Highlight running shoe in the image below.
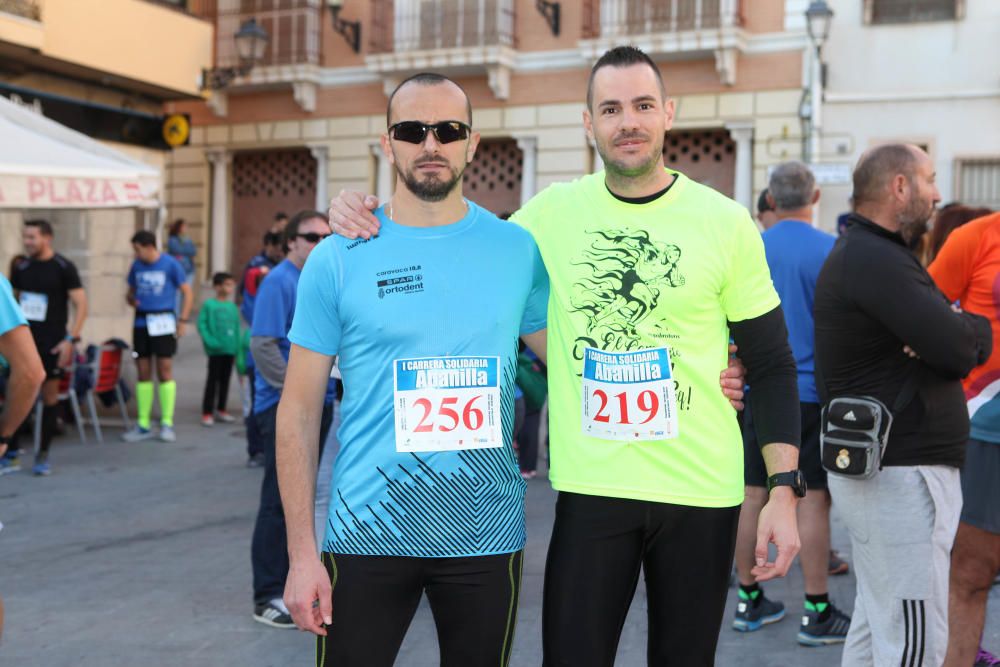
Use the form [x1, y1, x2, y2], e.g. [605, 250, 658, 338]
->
[521, 470, 536, 480]
[733, 593, 785, 632]
[215, 411, 237, 424]
[247, 452, 266, 468]
[122, 426, 155, 442]
[201, 414, 215, 427]
[0, 455, 21, 475]
[976, 647, 1000, 667]
[32, 460, 51, 476]
[253, 598, 295, 629]
[829, 549, 850, 576]
[797, 603, 851, 646]
[159, 425, 176, 442]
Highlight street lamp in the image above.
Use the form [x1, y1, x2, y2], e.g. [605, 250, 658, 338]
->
[201, 18, 270, 91]
[803, 1, 833, 163]
[327, 0, 361, 53]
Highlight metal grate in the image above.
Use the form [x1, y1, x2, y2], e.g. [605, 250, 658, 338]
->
[663, 129, 736, 198]
[956, 158, 1000, 210]
[584, 0, 742, 38]
[463, 139, 523, 217]
[212, 0, 321, 69]
[867, 0, 958, 24]
[371, 0, 516, 53]
[231, 149, 317, 272]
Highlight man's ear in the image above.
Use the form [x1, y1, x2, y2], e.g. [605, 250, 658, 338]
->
[466, 131, 481, 164]
[380, 133, 394, 165]
[583, 108, 594, 144]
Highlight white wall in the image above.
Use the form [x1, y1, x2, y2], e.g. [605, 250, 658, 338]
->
[815, 0, 1000, 230]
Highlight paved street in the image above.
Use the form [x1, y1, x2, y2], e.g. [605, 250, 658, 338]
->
[2, 335, 998, 666]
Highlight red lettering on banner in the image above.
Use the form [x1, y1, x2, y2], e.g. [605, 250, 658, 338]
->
[0, 184, 5, 202]
[28, 177, 45, 203]
[101, 181, 118, 204]
[85, 179, 99, 204]
[49, 178, 66, 204]
[66, 180, 84, 204]
[123, 182, 141, 201]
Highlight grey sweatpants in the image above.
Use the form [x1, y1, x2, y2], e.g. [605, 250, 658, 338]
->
[828, 465, 961, 667]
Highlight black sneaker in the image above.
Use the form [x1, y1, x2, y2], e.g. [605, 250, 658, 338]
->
[247, 452, 266, 468]
[253, 599, 295, 628]
[732, 593, 785, 632]
[797, 603, 851, 646]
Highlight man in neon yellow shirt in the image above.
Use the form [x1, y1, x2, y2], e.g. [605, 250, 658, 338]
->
[329, 46, 803, 666]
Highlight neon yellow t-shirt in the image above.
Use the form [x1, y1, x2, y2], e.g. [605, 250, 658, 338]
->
[513, 169, 779, 507]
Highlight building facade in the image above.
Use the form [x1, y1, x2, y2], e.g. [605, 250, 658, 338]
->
[164, 0, 822, 277]
[0, 0, 213, 341]
[817, 0, 1000, 229]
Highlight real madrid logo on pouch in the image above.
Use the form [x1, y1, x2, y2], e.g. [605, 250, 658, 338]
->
[836, 449, 851, 470]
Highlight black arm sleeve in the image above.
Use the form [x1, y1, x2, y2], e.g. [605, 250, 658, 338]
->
[729, 305, 801, 449]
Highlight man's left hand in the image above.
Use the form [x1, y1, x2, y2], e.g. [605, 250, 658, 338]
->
[720, 343, 746, 410]
[177, 321, 187, 338]
[751, 487, 800, 582]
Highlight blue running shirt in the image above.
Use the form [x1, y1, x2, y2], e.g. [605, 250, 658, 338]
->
[127, 254, 186, 327]
[252, 259, 337, 414]
[0, 275, 27, 335]
[760, 220, 835, 403]
[289, 202, 549, 557]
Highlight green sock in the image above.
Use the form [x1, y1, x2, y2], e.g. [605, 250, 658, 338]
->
[159, 381, 177, 427]
[136, 381, 154, 430]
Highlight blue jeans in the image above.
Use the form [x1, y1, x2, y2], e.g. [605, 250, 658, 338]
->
[251, 401, 334, 604]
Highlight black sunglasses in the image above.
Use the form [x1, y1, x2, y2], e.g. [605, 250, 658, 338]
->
[296, 232, 331, 244]
[388, 120, 471, 145]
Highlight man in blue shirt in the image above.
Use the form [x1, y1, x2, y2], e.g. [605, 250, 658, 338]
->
[123, 230, 191, 443]
[249, 210, 337, 628]
[732, 161, 850, 644]
[279, 73, 548, 666]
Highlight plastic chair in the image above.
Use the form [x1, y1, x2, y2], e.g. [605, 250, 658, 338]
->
[33, 354, 86, 455]
[82, 344, 131, 444]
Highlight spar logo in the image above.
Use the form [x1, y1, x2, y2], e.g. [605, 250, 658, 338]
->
[376, 265, 424, 298]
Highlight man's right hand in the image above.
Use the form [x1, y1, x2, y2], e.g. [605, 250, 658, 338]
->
[284, 555, 333, 635]
[329, 190, 382, 239]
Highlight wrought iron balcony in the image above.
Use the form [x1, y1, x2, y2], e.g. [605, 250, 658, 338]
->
[370, 0, 515, 54]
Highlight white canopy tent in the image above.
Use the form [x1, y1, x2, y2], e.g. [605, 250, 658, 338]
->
[0, 94, 161, 213]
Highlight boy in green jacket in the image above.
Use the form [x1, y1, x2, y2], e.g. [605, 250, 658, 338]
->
[197, 272, 240, 426]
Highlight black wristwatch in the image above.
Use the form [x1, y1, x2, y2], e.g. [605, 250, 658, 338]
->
[767, 470, 807, 498]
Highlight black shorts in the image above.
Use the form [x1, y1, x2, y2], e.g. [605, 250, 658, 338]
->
[960, 438, 1000, 534]
[318, 550, 523, 667]
[133, 327, 177, 359]
[743, 401, 826, 490]
[30, 331, 65, 379]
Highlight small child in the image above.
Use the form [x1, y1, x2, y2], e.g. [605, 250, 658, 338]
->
[197, 272, 240, 426]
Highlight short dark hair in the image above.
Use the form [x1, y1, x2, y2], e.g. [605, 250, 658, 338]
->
[168, 218, 186, 236]
[274, 212, 288, 222]
[386, 72, 472, 127]
[852, 143, 922, 208]
[587, 46, 666, 111]
[284, 209, 330, 246]
[756, 188, 773, 214]
[24, 219, 53, 237]
[131, 230, 157, 247]
[212, 271, 234, 286]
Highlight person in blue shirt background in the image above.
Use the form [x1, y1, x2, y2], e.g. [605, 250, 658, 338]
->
[732, 161, 849, 645]
[167, 219, 197, 315]
[122, 230, 192, 443]
[248, 210, 336, 629]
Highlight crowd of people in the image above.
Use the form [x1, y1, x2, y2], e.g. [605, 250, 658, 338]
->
[0, 43, 996, 666]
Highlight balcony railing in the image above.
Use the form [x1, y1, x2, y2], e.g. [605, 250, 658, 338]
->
[583, 0, 741, 38]
[208, 0, 321, 69]
[0, 0, 40, 21]
[370, 0, 515, 54]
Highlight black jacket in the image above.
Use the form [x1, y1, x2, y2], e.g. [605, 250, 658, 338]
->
[814, 214, 992, 467]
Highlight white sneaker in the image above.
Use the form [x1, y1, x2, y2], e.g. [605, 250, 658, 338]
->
[159, 425, 176, 442]
[122, 426, 155, 442]
[214, 411, 237, 424]
[201, 414, 215, 427]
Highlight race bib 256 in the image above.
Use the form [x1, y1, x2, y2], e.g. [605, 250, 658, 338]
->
[393, 356, 502, 453]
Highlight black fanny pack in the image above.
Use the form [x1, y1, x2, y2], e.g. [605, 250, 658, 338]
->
[819, 368, 919, 480]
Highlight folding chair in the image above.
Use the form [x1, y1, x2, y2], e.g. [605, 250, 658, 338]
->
[33, 354, 86, 456]
[82, 344, 131, 444]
